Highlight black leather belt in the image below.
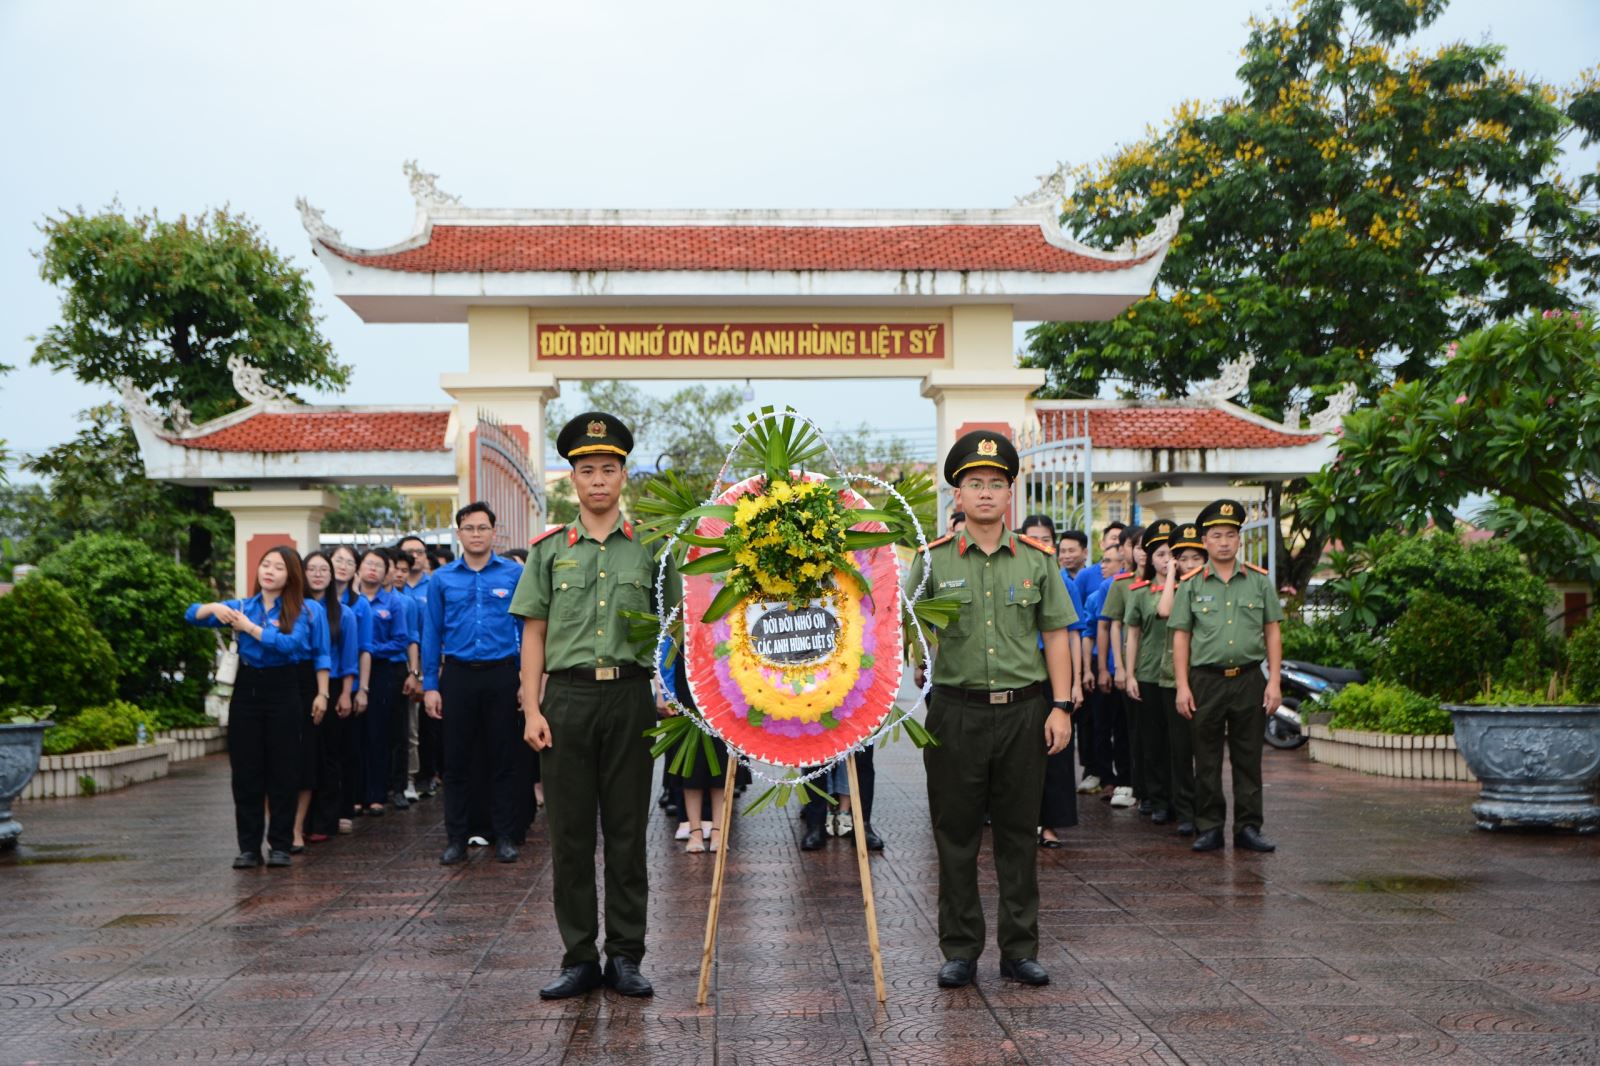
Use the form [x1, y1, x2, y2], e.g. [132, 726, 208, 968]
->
[1193, 662, 1261, 678]
[551, 663, 648, 682]
[933, 681, 1046, 706]
[444, 656, 517, 671]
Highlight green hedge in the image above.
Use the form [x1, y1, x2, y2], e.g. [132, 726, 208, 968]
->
[0, 576, 118, 714]
[39, 534, 216, 722]
[1376, 590, 1500, 701]
[1570, 617, 1600, 703]
[1325, 680, 1453, 735]
[40, 701, 160, 756]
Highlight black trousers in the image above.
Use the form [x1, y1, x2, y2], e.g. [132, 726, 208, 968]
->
[1132, 680, 1171, 814]
[1090, 687, 1132, 788]
[228, 664, 301, 855]
[802, 745, 875, 829]
[1076, 688, 1104, 779]
[440, 659, 525, 844]
[1159, 686, 1196, 824]
[1040, 735, 1079, 829]
[313, 709, 347, 835]
[362, 659, 405, 805]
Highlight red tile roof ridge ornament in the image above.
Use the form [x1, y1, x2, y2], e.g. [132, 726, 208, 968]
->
[295, 162, 1183, 276]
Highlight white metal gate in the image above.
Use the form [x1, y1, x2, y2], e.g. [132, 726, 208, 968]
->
[1015, 408, 1094, 540]
[1239, 495, 1279, 589]
[474, 410, 546, 553]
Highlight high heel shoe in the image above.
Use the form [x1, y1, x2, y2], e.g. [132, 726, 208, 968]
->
[685, 827, 707, 854]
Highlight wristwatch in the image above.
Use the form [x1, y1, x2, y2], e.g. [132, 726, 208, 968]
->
[1051, 699, 1073, 711]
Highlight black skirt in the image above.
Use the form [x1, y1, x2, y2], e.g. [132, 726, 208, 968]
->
[294, 662, 318, 790]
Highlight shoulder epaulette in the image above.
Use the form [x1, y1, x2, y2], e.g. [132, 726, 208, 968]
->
[920, 534, 955, 553]
[530, 525, 566, 547]
[1242, 561, 1269, 576]
[1113, 571, 1134, 581]
[1129, 579, 1151, 590]
[1179, 567, 1204, 582]
[1016, 533, 1054, 554]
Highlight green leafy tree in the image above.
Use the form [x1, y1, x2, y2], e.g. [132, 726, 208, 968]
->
[321, 485, 421, 534]
[0, 576, 118, 715]
[38, 534, 216, 721]
[1023, 0, 1599, 589]
[28, 206, 350, 574]
[1303, 309, 1600, 580]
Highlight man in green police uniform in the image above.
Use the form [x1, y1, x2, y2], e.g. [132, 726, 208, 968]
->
[909, 430, 1078, 989]
[510, 412, 680, 1000]
[1170, 498, 1283, 854]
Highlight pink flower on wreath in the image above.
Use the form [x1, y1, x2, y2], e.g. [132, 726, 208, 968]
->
[1543, 309, 1560, 319]
[1455, 394, 1468, 405]
[1446, 341, 1459, 358]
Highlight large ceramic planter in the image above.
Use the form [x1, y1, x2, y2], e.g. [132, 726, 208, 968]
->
[1445, 704, 1600, 832]
[0, 721, 52, 849]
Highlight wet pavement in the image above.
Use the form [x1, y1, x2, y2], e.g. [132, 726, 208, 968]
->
[4, 736, 1600, 1064]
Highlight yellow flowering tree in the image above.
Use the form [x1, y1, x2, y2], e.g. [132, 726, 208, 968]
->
[1025, 0, 1598, 413]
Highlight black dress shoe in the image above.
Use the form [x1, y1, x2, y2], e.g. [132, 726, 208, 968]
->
[265, 850, 292, 867]
[864, 827, 884, 852]
[603, 956, 654, 997]
[1000, 957, 1050, 986]
[800, 825, 827, 851]
[937, 958, 975, 988]
[231, 851, 261, 869]
[1038, 830, 1066, 850]
[289, 844, 305, 855]
[439, 841, 467, 866]
[540, 961, 603, 1000]
[1175, 821, 1196, 837]
[390, 792, 410, 810]
[1150, 809, 1171, 826]
[1191, 827, 1224, 852]
[1234, 825, 1277, 853]
[1138, 799, 1154, 815]
[494, 840, 520, 863]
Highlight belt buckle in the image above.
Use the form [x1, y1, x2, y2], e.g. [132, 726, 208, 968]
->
[594, 666, 620, 681]
[989, 690, 1012, 705]
[1223, 666, 1242, 678]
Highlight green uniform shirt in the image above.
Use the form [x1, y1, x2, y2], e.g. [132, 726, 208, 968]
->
[905, 529, 1078, 690]
[1167, 562, 1283, 667]
[1123, 580, 1175, 686]
[1100, 571, 1135, 663]
[508, 517, 681, 671]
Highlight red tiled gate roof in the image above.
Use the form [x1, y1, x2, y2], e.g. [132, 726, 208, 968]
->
[1042, 407, 1320, 450]
[175, 411, 451, 453]
[326, 225, 1155, 275]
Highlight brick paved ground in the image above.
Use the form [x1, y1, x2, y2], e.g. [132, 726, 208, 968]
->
[5, 734, 1600, 1064]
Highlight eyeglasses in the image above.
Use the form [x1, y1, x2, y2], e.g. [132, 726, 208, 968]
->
[458, 525, 494, 534]
[960, 479, 1010, 492]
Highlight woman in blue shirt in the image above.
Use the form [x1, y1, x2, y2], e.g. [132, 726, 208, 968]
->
[302, 551, 357, 847]
[186, 546, 317, 869]
[355, 549, 412, 815]
[330, 544, 372, 831]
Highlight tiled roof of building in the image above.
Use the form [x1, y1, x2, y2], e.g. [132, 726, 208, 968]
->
[325, 224, 1157, 275]
[173, 411, 451, 453]
[1049, 406, 1322, 450]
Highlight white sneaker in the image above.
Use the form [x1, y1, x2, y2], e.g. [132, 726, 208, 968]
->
[467, 835, 489, 847]
[826, 812, 839, 837]
[1109, 787, 1137, 809]
[1077, 775, 1102, 794]
[837, 812, 854, 838]
[403, 785, 420, 802]
[674, 823, 691, 841]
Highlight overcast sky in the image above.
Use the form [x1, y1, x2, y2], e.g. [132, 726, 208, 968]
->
[3, 0, 1596, 475]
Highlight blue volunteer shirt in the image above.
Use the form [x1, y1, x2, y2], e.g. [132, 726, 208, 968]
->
[300, 599, 332, 670]
[1085, 584, 1118, 675]
[316, 595, 361, 682]
[421, 553, 524, 690]
[361, 587, 413, 663]
[1062, 569, 1090, 637]
[185, 593, 318, 668]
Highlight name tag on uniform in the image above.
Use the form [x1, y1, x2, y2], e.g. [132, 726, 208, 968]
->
[939, 579, 967, 589]
[553, 559, 580, 570]
[1193, 595, 1216, 604]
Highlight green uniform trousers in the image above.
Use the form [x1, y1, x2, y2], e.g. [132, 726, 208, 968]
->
[1157, 686, 1196, 825]
[540, 674, 657, 968]
[1189, 668, 1266, 834]
[923, 690, 1049, 962]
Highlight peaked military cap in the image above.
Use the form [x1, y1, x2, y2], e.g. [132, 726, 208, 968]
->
[1142, 518, 1177, 552]
[557, 411, 633, 462]
[943, 430, 1018, 486]
[1197, 498, 1245, 529]
[1171, 523, 1206, 553]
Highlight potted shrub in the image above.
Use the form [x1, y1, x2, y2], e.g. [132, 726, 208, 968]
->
[1, 706, 54, 849]
[1446, 678, 1600, 832]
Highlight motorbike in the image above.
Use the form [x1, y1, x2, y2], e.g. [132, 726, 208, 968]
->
[1264, 659, 1366, 750]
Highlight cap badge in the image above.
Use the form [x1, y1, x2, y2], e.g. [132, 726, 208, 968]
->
[1220, 503, 1235, 516]
[977, 438, 999, 456]
[586, 420, 607, 438]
